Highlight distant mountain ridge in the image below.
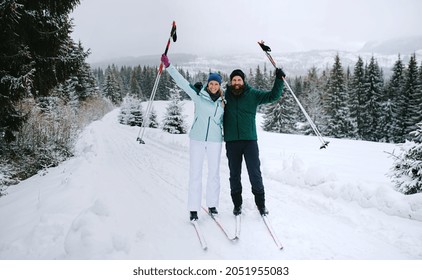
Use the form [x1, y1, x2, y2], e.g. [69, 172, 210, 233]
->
[90, 37, 422, 77]
[359, 36, 422, 55]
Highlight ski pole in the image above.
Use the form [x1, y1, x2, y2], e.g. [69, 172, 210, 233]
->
[137, 21, 177, 144]
[257, 40, 329, 149]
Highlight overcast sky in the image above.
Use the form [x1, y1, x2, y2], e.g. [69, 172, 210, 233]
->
[70, 0, 422, 63]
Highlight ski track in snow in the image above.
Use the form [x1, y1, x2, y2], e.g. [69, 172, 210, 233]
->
[1, 105, 422, 260]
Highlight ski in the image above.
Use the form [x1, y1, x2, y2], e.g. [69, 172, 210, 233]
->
[234, 215, 241, 240]
[202, 207, 236, 241]
[261, 215, 283, 250]
[190, 220, 207, 250]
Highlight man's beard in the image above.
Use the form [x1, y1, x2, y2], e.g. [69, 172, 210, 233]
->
[230, 84, 245, 96]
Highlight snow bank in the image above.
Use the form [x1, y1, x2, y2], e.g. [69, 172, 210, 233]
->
[264, 148, 422, 221]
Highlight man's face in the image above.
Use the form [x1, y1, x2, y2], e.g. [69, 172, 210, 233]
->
[231, 76, 244, 89]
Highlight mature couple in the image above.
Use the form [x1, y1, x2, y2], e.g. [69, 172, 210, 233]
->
[161, 54, 285, 221]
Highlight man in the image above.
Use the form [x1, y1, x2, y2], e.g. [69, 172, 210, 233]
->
[223, 68, 285, 216]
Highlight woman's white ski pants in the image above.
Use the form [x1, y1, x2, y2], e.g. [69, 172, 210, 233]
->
[188, 139, 222, 211]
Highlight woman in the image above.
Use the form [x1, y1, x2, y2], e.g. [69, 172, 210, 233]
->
[161, 54, 225, 221]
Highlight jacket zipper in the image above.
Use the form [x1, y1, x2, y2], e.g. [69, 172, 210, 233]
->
[236, 97, 240, 139]
[205, 117, 210, 141]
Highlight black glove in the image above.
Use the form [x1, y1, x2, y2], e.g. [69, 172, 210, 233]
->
[193, 82, 203, 93]
[276, 68, 286, 79]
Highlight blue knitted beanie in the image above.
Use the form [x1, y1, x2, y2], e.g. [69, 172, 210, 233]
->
[207, 72, 222, 84]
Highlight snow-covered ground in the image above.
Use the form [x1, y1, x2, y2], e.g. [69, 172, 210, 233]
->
[1, 101, 422, 261]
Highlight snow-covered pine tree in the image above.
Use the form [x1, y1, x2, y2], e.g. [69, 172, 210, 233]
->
[324, 54, 353, 138]
[93, 68, 105, 91]
[385, 55, 405, 143]
[156, 70, 172, 100]
[119, 66, 131, 93]
[403, 54, 421, 138]
[162, 88, 187, 134]
[419, 60, 422, 94]
[254, 65, 267, 90]
[0, 0, 82, 143]
[345, 65, 355, 137]
[119, 96, 143, 126]
[255, 64, 273, 114]
[418, 60, 422, 115]
[140, 66, 152, 100]
[349, 57, 366, 139]
[248, 69, 255, 88]
[147, 107, 159, 128]
[0, 1, 114, 186]
[127, 100, 143, 127]
[118, 99, 129, 125]
[378, 91, 395, 143]
[73, 43, 99, 101]
[300, 67, 326, 136]
[129, 69, 143, 100]
[262, 86, 297, 133]
[360, 56, 384, 141]
[58, 42, 99, 108]
[103, 67, 122, 105]
[390, 122, 422, 195]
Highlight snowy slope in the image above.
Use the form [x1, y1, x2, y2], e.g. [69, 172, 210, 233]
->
[0, 101, 421, 260]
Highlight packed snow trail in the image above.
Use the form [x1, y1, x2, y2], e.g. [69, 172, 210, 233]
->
[0, 104, 421, 259]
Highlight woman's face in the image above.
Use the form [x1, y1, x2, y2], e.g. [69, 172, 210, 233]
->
[207, 81, 220, 94]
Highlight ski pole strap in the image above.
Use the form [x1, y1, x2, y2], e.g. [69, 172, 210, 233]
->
[164, 21, 177, 55]
[258, 41, 277, 68]
[170, 21, 177, 41]
[258, 40, 271, 52]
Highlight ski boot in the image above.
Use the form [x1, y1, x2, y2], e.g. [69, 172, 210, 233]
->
[233, 205, 242, 216]
[208, 207, 218, 216]
[258, 207, 269, 216]
[190, 211, 198, 221]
